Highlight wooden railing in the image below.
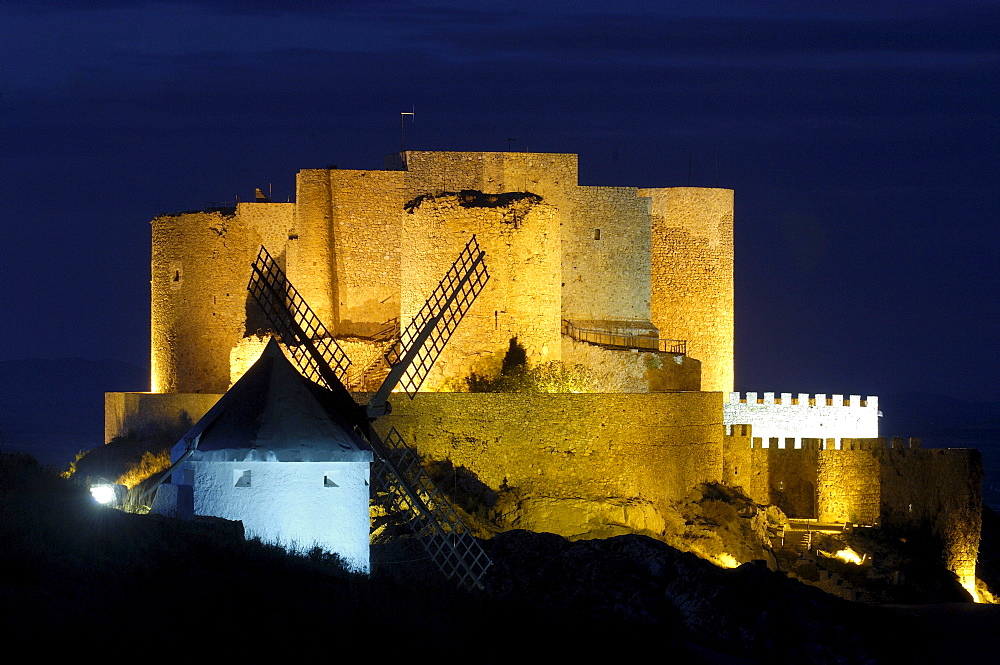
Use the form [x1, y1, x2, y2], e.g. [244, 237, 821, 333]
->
[561, 319, 686, 355]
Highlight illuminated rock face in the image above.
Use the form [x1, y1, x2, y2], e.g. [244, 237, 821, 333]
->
[150, 151, 733, 395]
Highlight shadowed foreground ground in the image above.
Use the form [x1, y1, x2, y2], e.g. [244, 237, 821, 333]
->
[2, 452, 997, 662]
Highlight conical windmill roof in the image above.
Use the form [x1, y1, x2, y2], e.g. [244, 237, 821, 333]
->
[171, 338, 372, 463]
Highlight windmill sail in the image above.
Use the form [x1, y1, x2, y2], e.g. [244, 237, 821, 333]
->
[248, 247, 352, 388]
[367, 235, 489, 417]
[247, 240, 492, 589]
[371, 427, 492, 589]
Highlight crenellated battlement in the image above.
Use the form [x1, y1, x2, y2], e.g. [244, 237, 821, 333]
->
[725, 427, 920, 451]
[727, 423, 752, 438]
[721, 423, 979, 577]
[724, 391, 880, 449]
[729, 392, 877, 409]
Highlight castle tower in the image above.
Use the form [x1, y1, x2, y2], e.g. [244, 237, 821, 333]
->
[150, 203, 293, 393]
[641, 187, 734, 393]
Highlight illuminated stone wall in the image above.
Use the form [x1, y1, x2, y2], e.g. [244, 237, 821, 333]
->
[236, 201, 295, 251]
[401, 151, 579, 203]
[721, 432, 981, 583]
[877, 446, 982, 587]
[765, 440, 822, 519]
[723, 429, 823, 519]
[725, 392, 879, 449]
[642, 187, 734, 393]
[723, 432, 978, 519]
[294, 169, 405, 334]
[816, 444, 882, 524]
[400, 192, 562, 390]
[105, 391, 220, 443]
[107, 389, 725, 539]
[393, 152, 659, 389]
[152, 208, 269, 393]
[723, 425, 766, 502]
[111, 390, 982, 582]
[560, 337, 701, 393]
[562, 185, 651, 324]
[378, 391, 725, 538]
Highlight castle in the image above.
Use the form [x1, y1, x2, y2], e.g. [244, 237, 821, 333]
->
[105, 150, 982, 595]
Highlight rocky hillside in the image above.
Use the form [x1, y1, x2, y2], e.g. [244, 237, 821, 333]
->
[6, 451, 1000, 662]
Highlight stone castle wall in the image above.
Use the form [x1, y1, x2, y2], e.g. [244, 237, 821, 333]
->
[878, 446, 982, 584]
[378, 391, 725, 538]
[722, 425, 763, 501]
[290, 170, 338, 328]
[295, 169, 406, 333]
[400, 194, 562, 390]
[105, 391, 220, 444]
[562, 186, 652, 325]
[816, 445, 882, 524]
[109, 388, 981, 582]
[151, 207, 284, 393]
[720, 428, 981, 582]
[642, 187, 734, 393]
[560, 337, 702, 393]
[151, 152, 735, 395]
[401, 151, 579, 203]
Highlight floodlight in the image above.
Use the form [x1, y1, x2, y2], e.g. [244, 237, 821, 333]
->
[90, 484, 116, 504]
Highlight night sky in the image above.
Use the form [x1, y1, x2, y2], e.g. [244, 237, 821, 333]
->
[3, 1, 998, 403]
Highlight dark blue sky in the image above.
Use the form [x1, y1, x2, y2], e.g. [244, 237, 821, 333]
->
[2, 0, 998, 401]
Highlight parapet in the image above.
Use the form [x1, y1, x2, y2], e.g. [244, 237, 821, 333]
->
[727, 434, 922, 452]
[727, 423, 752, 438]
[724, 392, 880, 449]
[839, 437, 922, 451]
[729, 392, 877, 409]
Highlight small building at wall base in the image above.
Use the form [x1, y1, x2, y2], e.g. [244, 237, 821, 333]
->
[155, 339, 373, 572]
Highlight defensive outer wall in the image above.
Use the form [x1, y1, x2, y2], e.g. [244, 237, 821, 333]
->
[724, 424, 982, 586]
[106, 388, 980, 584]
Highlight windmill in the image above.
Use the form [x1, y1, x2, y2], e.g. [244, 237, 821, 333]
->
[246, 236, 492, 589]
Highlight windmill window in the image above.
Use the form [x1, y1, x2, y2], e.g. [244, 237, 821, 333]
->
[234, 469, 252, 487]
[182, 468, 194, 485]
[324, 475, 339, 488]
[594, 228, 601, 240]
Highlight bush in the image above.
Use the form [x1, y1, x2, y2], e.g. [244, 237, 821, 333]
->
[466, 337, 592, 393]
